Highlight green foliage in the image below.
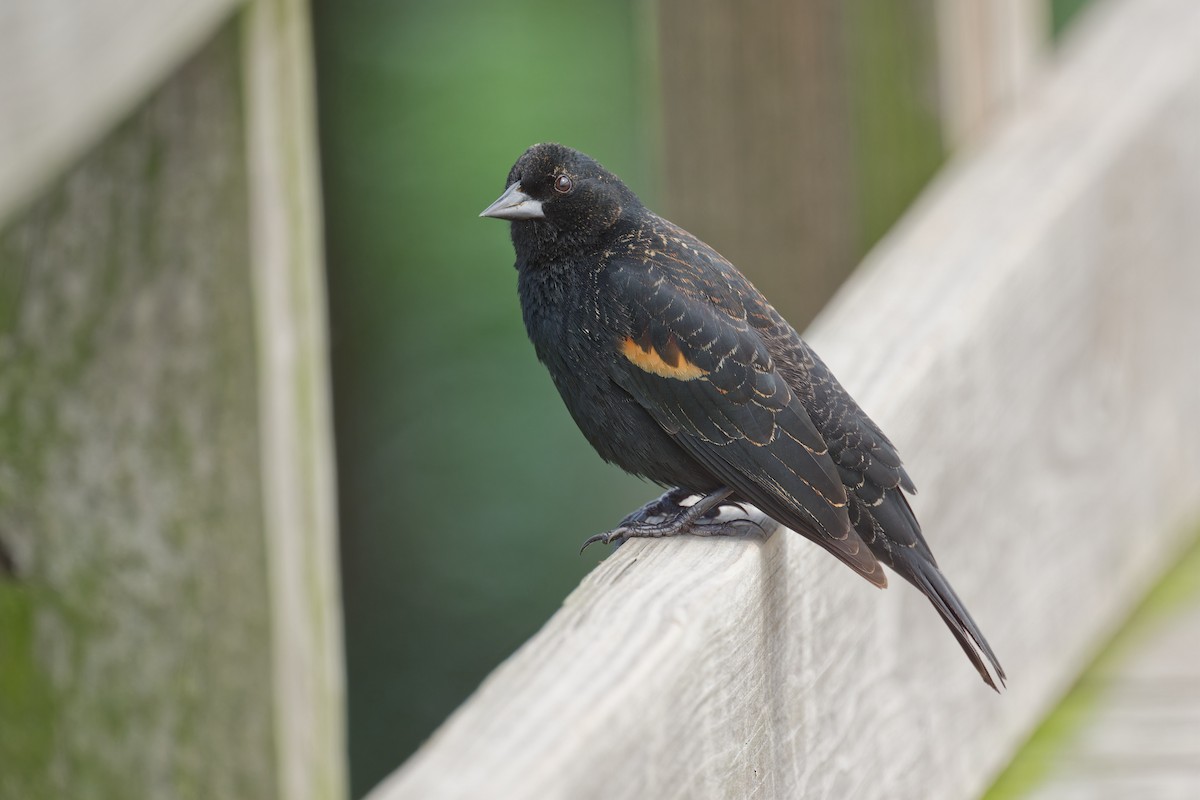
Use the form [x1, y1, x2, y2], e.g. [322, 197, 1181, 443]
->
[311, 1, 654, 794]
[845, 0, 945, 252]
[1051, 0, 1097, 40]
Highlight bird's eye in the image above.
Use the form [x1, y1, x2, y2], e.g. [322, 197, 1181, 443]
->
[554, 174, 573, 194]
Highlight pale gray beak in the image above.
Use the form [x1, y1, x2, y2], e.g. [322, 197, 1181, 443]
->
[479, 182, 545, 221]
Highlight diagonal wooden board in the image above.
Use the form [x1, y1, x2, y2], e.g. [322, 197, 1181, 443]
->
[369, 0, 1200, 797]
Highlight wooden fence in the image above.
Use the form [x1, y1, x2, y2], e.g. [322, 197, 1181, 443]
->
[0, 2, 343, 798]
[656, 0, 1045, 328]
[3, 0, 1199, 799]
[368, 0, 1200, 797]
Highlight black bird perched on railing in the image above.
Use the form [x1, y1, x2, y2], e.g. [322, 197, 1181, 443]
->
[481, 142, 1005, 690]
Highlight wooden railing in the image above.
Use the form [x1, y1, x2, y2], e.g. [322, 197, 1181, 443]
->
[367, 1, 1200, 797]
[4, 1, 1200, 798]
[0, 2, 343, 798]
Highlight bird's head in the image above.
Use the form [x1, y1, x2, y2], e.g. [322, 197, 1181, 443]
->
[480, 143, 642, 262]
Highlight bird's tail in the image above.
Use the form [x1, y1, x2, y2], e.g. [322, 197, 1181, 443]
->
[897, 550, 1006, 691]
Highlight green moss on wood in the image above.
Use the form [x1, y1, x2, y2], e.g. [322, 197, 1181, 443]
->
[0, 25, 277, 799]
[0, 586, 58, 796]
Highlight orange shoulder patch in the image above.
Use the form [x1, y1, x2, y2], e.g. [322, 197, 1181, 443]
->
[619, 333, 707, 381]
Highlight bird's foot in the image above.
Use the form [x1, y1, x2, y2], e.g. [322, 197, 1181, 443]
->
[580, 487, 777, 553]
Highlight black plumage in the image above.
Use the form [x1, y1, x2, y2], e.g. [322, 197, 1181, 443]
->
[481, 142, 1004, 690]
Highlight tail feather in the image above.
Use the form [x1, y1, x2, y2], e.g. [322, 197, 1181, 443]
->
[855, 490, 1005, 690]
[902, 551, 1006, 691]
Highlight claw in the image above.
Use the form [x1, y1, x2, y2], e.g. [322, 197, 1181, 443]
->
[579, 533, 603, 555]
[580, 486, 770, 557]
[579, 528, 624, 554]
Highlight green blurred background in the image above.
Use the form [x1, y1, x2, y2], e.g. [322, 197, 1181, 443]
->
[311, 0, 1094, 796]
[312, 3, 656, 795]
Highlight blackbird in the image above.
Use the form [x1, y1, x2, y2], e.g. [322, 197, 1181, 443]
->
[481, 143, 1004, 690]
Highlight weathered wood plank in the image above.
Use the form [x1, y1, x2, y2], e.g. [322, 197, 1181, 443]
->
[0, 28, 276, 797]
[243, 0, 347, 797]
[934, 0, 1046, 147]
[1010, 542, 1200, 800]
[0, 3, 344, 797]
[0, 0, 241, 223]
[655, 0, 1047, 328]
[367, 0, 1200, 797]
[656, 0, 928, 327]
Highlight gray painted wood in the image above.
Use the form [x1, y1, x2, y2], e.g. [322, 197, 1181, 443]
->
[367, 0, 1200, 797]
[0, 3, 344, 797]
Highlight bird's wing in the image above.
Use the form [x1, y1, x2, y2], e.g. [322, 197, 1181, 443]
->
[756, 304, 915, 493]
[748, 303, 933, 562]
[752, 301, 1005, 687]
[604, 257, 885, 587]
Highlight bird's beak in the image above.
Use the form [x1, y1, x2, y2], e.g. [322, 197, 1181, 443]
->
[479, 182, 545, 221]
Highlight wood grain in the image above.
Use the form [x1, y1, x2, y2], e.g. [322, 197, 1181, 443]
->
[369, 0, 1200, 797]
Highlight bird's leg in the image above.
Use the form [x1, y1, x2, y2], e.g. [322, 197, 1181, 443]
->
[612, 487, 696, 528]
[580, 487, 777, 553]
